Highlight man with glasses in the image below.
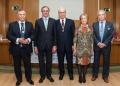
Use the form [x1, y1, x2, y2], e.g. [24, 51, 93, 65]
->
[34, 6, 56, 83]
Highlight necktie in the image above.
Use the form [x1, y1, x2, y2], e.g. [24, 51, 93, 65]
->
[44, 18, 48, 31]
[21, 22, 25, 37]
[61, 19, 64, 32]
[100, 22, 104, 41]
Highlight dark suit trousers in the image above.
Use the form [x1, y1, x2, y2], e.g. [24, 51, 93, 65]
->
[57, 46, 73, 76]
[38, 46, 52, 78]
[12, 47, 32, 82]
[93, 45, 111, 78]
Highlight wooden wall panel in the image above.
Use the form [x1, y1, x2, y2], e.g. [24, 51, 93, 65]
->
[0, 0, 3, 34]
[0, 41, 12, 65]
[110, 44, 120, 64]
[7, 0, 23, 23]
[116, 0, 120, 36]
[84, 0, 98, 25]
[23, 0, 39, 26]
[84, 0, 115, 25]
[0, 0, 6, 38]
[7, 0, 39, 26]
[99, 0, 114, 21]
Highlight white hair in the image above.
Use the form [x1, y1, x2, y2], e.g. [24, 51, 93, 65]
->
[58, 7, 66, 12]
[97, 9, 106, 15]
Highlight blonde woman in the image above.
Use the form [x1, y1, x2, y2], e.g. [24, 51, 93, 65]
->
[73, 13, 93, 83]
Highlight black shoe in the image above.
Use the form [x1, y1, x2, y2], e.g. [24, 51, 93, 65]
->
[69, 75, 74, 80]
[83, 78, 86, 83]
[27, 80, 34, 85]
[103, 77, 109, 83]
[16, 81, 21, 86]
[91, 75, 98, 81]
[79, 76, 82, 83]
[39, 77, 45, 83]
[59, 75, 64, 80]
[47, 76, 54, 82]
[83, 75, 86, 83]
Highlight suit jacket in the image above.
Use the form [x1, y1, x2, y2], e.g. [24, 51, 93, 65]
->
[56, 18, 75, 50]
[93, 21, 114, 47]
[34, 18, 56, 50]
[7, 21, 34, 55]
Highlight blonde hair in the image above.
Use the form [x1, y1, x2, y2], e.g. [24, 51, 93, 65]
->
[79, 13, 88, 20]
[79, 13, 88, 24]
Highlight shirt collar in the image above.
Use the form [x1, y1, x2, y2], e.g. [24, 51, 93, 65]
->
[43, 17, 49, 20]
[99, 20, 106, 24]
[18, 21, 25, 24]
[60, 18, 66, 23]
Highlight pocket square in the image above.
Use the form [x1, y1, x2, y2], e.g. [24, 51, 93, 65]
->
[107, 28, 111, 30]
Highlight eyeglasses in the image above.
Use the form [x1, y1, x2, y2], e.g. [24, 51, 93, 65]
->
[42, 10, 49, 12]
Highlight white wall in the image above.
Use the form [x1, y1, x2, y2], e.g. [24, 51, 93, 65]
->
[39, 0, 84, 20]
[31, 0, 85, 63]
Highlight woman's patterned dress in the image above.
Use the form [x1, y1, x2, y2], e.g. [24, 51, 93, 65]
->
[74, 25, 93, 65]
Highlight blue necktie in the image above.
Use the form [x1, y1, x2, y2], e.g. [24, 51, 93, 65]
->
[44, 18, 48, 31]
[100, 22, 104, 41]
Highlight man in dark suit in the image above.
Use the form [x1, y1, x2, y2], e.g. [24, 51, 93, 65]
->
[7, 10, 34, 86]
[34, 6, 56, 83]
[91, 10, 114, 83]
[56, 7, 75, 80]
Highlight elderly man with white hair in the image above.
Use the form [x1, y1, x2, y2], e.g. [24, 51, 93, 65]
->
[56, 7, 75, 80]
[91, 9, 115, 83]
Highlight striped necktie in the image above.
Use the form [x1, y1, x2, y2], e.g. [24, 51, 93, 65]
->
[21, 22, 25, 37]
[61, 19, 64, 32]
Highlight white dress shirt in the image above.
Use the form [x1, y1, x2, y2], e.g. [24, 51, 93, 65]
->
[16, 21, 31, 44]
[43, 17, 49, 31]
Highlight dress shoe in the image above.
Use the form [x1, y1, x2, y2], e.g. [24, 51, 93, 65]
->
[59, 75, 64, 80]
[47, 76, 54, 82]
[16, 81, 21, 86]
[83, 75, 86, 83]
[91, 75, 98, 81]
[27, 80, 34, 85]
[79, 76, 82, 83]
[69, 75, 74, 80]
[103, 77, 109, 83]
[83, 78, 86, 83]
[39, 77, 45, 83]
